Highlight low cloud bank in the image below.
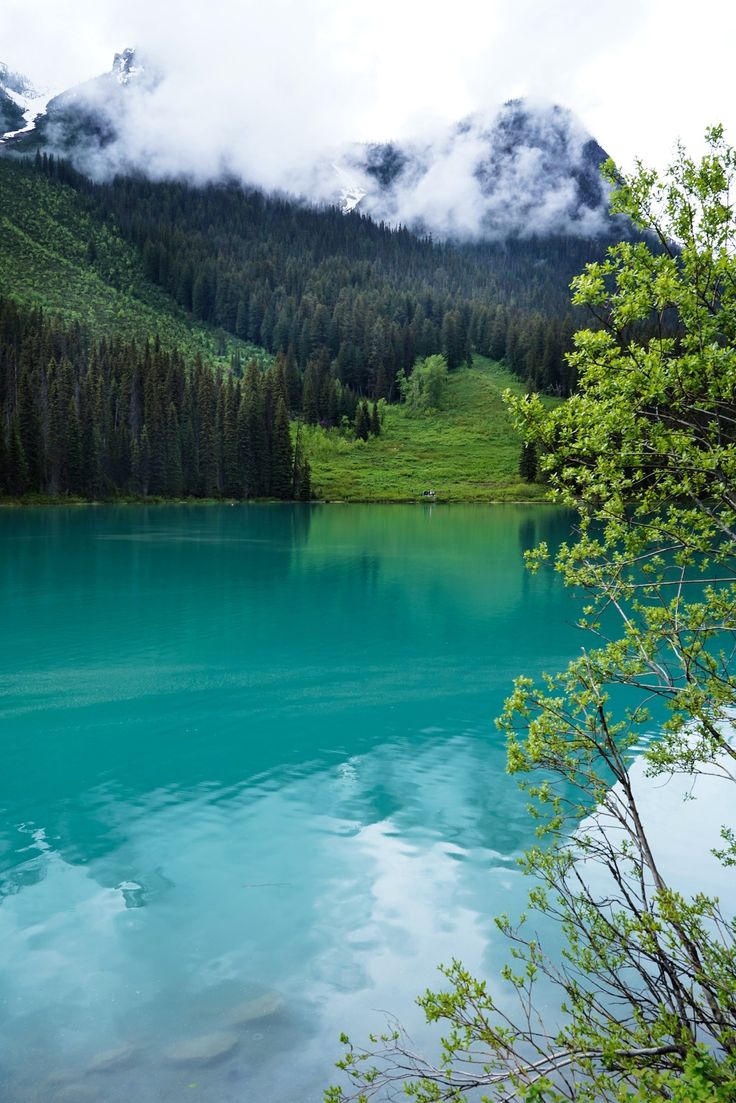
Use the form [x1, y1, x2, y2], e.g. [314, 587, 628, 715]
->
[36, 50, 613, 240]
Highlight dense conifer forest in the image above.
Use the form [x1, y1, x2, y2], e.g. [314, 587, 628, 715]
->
[35, 154, 619, 401]
[0, 297, 310, 499]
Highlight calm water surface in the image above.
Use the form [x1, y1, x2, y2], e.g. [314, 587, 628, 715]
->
[0, 504, 580, 1102]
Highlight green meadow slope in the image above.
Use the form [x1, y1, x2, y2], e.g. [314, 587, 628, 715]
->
[304, 356, 552, 503]
[0, 157, 265, 364]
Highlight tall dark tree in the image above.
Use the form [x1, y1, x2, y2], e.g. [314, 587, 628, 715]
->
[270, 396, 293, 498]
[354, 400, 370, 441]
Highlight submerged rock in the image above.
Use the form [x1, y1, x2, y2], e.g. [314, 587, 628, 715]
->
[86, 1045, 137, 1074]
[51, 1084, 102, 1103]
[163, 1031, 239, 1066]
[227, 990, 283, 1025]
[45, 1071, 76, 1088]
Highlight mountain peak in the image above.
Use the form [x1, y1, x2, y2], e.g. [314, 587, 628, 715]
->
[112, 48, 141, 86]
[330, 99, 612, 239]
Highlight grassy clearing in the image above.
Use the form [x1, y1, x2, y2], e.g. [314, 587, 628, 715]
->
[304, 355, 554, 502]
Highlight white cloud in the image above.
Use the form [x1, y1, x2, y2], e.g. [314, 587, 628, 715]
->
[2, 0, 735, 234]
[4, 0, 735, 167]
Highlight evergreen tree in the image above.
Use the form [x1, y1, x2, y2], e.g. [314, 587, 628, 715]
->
[270, 396, 293, 498]
[220, 381, 239, 497]
[354, 400, 370, 441]
[65, 398, 83, 495]
[139, 426, 151, 495]
[130, 437, 142, 495]
[284, 344, 301, 409]
[7, 414, 29, 496]
[165, 403, 184, 497]
[518, 440, 537, 482]
[302, 369, 319, 425]
[242, 362, 267, 496]
[370, 401, 381, 436]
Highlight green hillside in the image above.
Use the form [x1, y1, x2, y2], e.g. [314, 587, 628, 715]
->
[0, 156, 266, 364]
[305, 356, 551, 502]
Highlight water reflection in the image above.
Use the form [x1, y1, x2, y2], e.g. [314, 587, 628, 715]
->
[0, 504, 577, 1101]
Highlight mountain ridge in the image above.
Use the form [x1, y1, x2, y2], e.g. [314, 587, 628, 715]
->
[1, 50, 618, 242]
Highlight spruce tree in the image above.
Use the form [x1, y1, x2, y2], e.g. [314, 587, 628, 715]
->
[354, 400, 370, 441]
[0, 404, 7, 494]
[270, 396, 293, 499]
[165, 402, 184, 498]
[302, 370, 319, 425]
[8, 413, 29, 496]
[519, 440, 537, 482]
[139, 426, 151, 495]
[242, 362, 267, 496]
[65, 399, 83, 495]
[221, 381, 239, 497]
[370, 401, 381, 436]
[130, 438, 142, 496]
[296, 455, 311, 501]
[284, 344, 301, 410]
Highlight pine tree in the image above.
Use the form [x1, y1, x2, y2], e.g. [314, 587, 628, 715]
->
[302, 369, 319, 425]
[354, 400, 370, 441]
[221, 381, 239, 497]
[18, 370, 42, 487]
[292, 423, 311, 501]
[519, 440, 537, 482]
[130, 437, 142, 495]
[0, 404, 7, 494]
[139, 426, 151, 495]
[370, 401, 381, 436]
[284, 344, 301, 409]
[269, 396, 293, 498]
[242, 362, 267, 496]
[198, 411, 219, 497]
[166, 402, 184, 497]
[65, 398, 83, 495]
[47, 375, 64, 493]
[8, 413, 29, 496]
[296, 454, 311, 501]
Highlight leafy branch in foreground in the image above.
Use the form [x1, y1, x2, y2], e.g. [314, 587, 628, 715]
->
[326, 128, 736, 1102]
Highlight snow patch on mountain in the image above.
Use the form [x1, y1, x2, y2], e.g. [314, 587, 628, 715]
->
[0, 61, 59, 143]
[331, 161, 367, 213]
[0, 83, 59, 142]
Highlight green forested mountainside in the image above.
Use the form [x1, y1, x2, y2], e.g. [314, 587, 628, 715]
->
[0, 156, 266, 365]
[0, 297, 309, 500]
[43, 154, 619, 403]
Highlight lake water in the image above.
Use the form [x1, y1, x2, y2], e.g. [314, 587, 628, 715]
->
[0, 504, 581, 1102]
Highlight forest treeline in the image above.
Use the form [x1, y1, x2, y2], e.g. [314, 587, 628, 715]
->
[35, 154, 620, 404]
[0, 297, 310, 499]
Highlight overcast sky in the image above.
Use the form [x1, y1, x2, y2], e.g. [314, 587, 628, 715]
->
[3, 0, 734, 171]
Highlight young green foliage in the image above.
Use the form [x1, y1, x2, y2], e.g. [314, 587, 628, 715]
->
[397, 354, 449, 413]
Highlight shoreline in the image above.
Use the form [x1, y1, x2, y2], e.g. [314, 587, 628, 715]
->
[0, 494, 553, 509]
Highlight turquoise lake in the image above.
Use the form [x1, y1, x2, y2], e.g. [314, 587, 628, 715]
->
[0, 503, 581, 1102]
